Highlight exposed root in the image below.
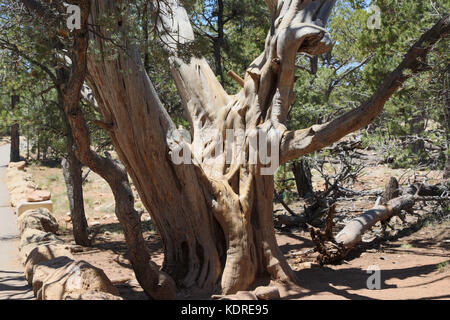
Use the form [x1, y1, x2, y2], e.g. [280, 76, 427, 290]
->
[308, 204, 349, 265]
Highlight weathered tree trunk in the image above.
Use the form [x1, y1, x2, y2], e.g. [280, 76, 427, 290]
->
[55, 1, 176, 300]
[10, 93, 20, 162]
[83, 0, 449, 296]
[409, 110, 426, 154]
[292, 159, 313, 198]
[213, 0, 225, 85]
[61, 150, 90, 247]
[85, 0, 338, 294]
[381, 176, 400, 205]
[18, 0, 177, 300]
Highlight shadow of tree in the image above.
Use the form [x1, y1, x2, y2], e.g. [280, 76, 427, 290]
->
[283, 263, 448, 300]
[0, 270, 34, 300]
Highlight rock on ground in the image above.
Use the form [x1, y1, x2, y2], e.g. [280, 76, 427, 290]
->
[24, 244, 73, 284]
[19, 228, 63, 251]
[38, 260, 120, 300]
[253, 286, 280, 300]
[18, 208, 59, 234]
[26, 190, 51, 202]
[32, 256, 74, 296]
[63, 291, 124, 300]
[8, 161, 26, 170]
[17, 200, 54, 216]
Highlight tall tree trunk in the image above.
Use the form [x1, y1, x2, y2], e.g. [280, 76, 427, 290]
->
[409, 109, 426, 154]
[10, 93, 20, 162]
[61, 150, 90, 247]
[36, 129, 40, 161]
[83, 0, 448, 296]
[26, 129, 30, 159]
[55, 73, 90, 247]
[443, 65, 450, 179]
[292, 159, 313, 198]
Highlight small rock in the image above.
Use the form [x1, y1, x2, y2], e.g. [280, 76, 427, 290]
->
[63, 291, 123, 300]
[254, 286, 280, 300]
[19, 229, 63, 250]
[8, 161, 26, 170]
[24, 244, 73, 284]
[220, 291, 258, 300]
[26, 190, 51, 202]
[70, 245, 84, 253]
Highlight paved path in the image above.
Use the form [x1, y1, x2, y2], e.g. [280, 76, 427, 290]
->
[0, 144, 34, 300]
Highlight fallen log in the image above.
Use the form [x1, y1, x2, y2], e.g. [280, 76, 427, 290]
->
[309, 177, 448, 264]
[334, 195, 415, 249]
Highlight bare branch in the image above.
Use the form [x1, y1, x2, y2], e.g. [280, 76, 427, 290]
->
[280, 15, 450, 164]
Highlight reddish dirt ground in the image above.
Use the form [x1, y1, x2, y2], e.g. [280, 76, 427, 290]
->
[22, 145, 450, 300]
[63, 221, 449, 300]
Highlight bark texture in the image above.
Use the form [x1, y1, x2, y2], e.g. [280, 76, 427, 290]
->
[83, 0, 449, 295]
[292, 159, 313, 198]
[84, 0, 338, 294]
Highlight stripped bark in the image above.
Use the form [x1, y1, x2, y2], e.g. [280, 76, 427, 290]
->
[292, 159, 313, 198]
[17, 0, 177, 299]
[84, 0, 449, 295]
[381, 177, 400, 205]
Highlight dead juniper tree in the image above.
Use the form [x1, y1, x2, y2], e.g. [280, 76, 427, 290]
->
[22, 0, 450, 298]
[83, 0, 449, 296]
